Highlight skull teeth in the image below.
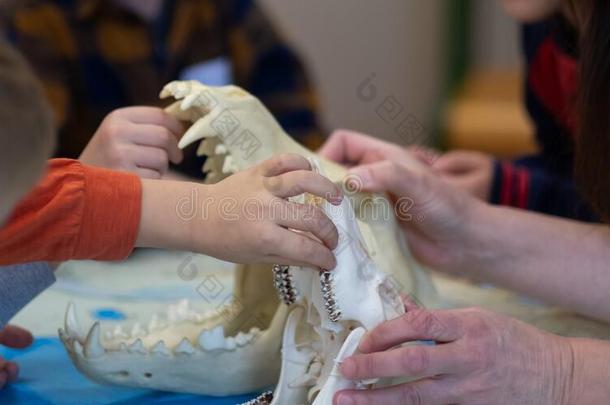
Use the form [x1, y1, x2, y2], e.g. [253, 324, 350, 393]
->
[272, 265, 298, 305]
[320, 270, 342, 322]
[240, 391, 274, 405]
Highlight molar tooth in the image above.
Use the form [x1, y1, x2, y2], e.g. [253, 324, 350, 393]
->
[113, 325, 128, 339]
[84, 322, 104, 358]
[174, 338, 196, 355]
[198, 326, 225, 351]
[64, 302, 83, 341]
[127, 339, 146, 354]
[234, 332, 253, 346]
[224, 337, 236, 350]
[150, 341, 171, 357]
[196, 137, 221, 157]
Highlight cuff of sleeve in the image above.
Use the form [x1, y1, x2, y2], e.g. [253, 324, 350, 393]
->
[74, 165, 142, 261]
[489, 161, 530, 209]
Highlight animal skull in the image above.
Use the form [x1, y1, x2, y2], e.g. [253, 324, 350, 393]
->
[59, 81, 437, 402]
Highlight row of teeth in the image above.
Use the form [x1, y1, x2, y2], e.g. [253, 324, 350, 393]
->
[61, 301, 262, 359]
[272, 265, 298, 305]
[240, 391, 274, 405]
[320, 271, 342, 322]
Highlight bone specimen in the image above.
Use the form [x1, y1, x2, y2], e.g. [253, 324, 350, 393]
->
[59, 81, 437, 403]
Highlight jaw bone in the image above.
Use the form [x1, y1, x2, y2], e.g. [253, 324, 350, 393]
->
[60, 298, 289, 396]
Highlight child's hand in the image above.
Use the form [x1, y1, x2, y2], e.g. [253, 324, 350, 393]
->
[0, 325, 33, 388]
[79, 107, 184, 179]
[200, 154, 343, 269]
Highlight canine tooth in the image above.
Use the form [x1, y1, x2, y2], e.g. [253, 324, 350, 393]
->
[64, 302, 82, 340]
[198, 326, 225, 351]
[174, 338, 196, 355]
[73, 340, 84, 357]
[128, 339, 147, 354]
[84, 322, 104, 358]
[151, 341, 171, 356]
[224, 337, 236, 350]
[178, 114, 217, 149]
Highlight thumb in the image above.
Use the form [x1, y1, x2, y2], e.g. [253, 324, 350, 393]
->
[0, 325, 33, 349]
[433, 152, 479, 174]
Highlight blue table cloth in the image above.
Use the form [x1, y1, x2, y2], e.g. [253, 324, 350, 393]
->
[0, 338, 261, 404]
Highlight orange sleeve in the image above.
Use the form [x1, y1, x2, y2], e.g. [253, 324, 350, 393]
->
[0, 159, 142, 265]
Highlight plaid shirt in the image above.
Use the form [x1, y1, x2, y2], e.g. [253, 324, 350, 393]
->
[1, 0, 324, 177]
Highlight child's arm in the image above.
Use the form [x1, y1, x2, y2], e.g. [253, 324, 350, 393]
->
[0, 154, 341, 269]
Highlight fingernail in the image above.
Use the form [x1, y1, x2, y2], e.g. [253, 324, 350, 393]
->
[335, 392, 355, 405]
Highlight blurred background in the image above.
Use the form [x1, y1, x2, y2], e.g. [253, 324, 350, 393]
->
[261, 0, 535, 157]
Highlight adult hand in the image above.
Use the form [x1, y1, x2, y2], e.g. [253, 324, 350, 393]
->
[336, 306, 575, 405]
[80, 107, 184, 179]
[0, 325, 33, 388]
[432, 150, 494, 201]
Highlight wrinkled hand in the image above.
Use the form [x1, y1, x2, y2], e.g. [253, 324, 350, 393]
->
[336, 305, 574, 405]
[0, 325, 33, 389]
[198, 154, 343, 269]
[432, 150, 494, 201]
[79, 107, 184, 179]
[321, 129, 483, 272]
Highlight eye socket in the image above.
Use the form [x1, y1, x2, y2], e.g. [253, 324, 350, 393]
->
[144, 372, 153, 378]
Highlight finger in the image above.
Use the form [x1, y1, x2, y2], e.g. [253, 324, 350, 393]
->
[258, 154, 312, 177]
[334, 378, 455, 405]
[402, 295, 422, 312]
[5, 362, 19, 382]
[131, 145, 170, 175]
[340, 343, 468, 380]
[265, 170, 342, 204]
[318, 129, 379, 165]
[130, 125, 183, 164]
[432, 151, 478, 174]
[135, 167, 162, 179]
[408, 145, 440, 166]
[268, 228, 337, 269]
[347, 160, 426, 198]
[360, 309, 463, 353]
[0, 325, 33, 349]
[276, 202, 339, 250]
[117, 107, 184, 138]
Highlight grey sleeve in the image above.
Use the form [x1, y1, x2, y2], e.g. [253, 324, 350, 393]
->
[0, 262, 56, 327]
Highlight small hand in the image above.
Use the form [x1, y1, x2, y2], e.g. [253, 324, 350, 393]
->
[79, 107, 184, 179]
[0, 325, 34, 388]
[335, 306, 574, 405]
[198, 153, 343, 270]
